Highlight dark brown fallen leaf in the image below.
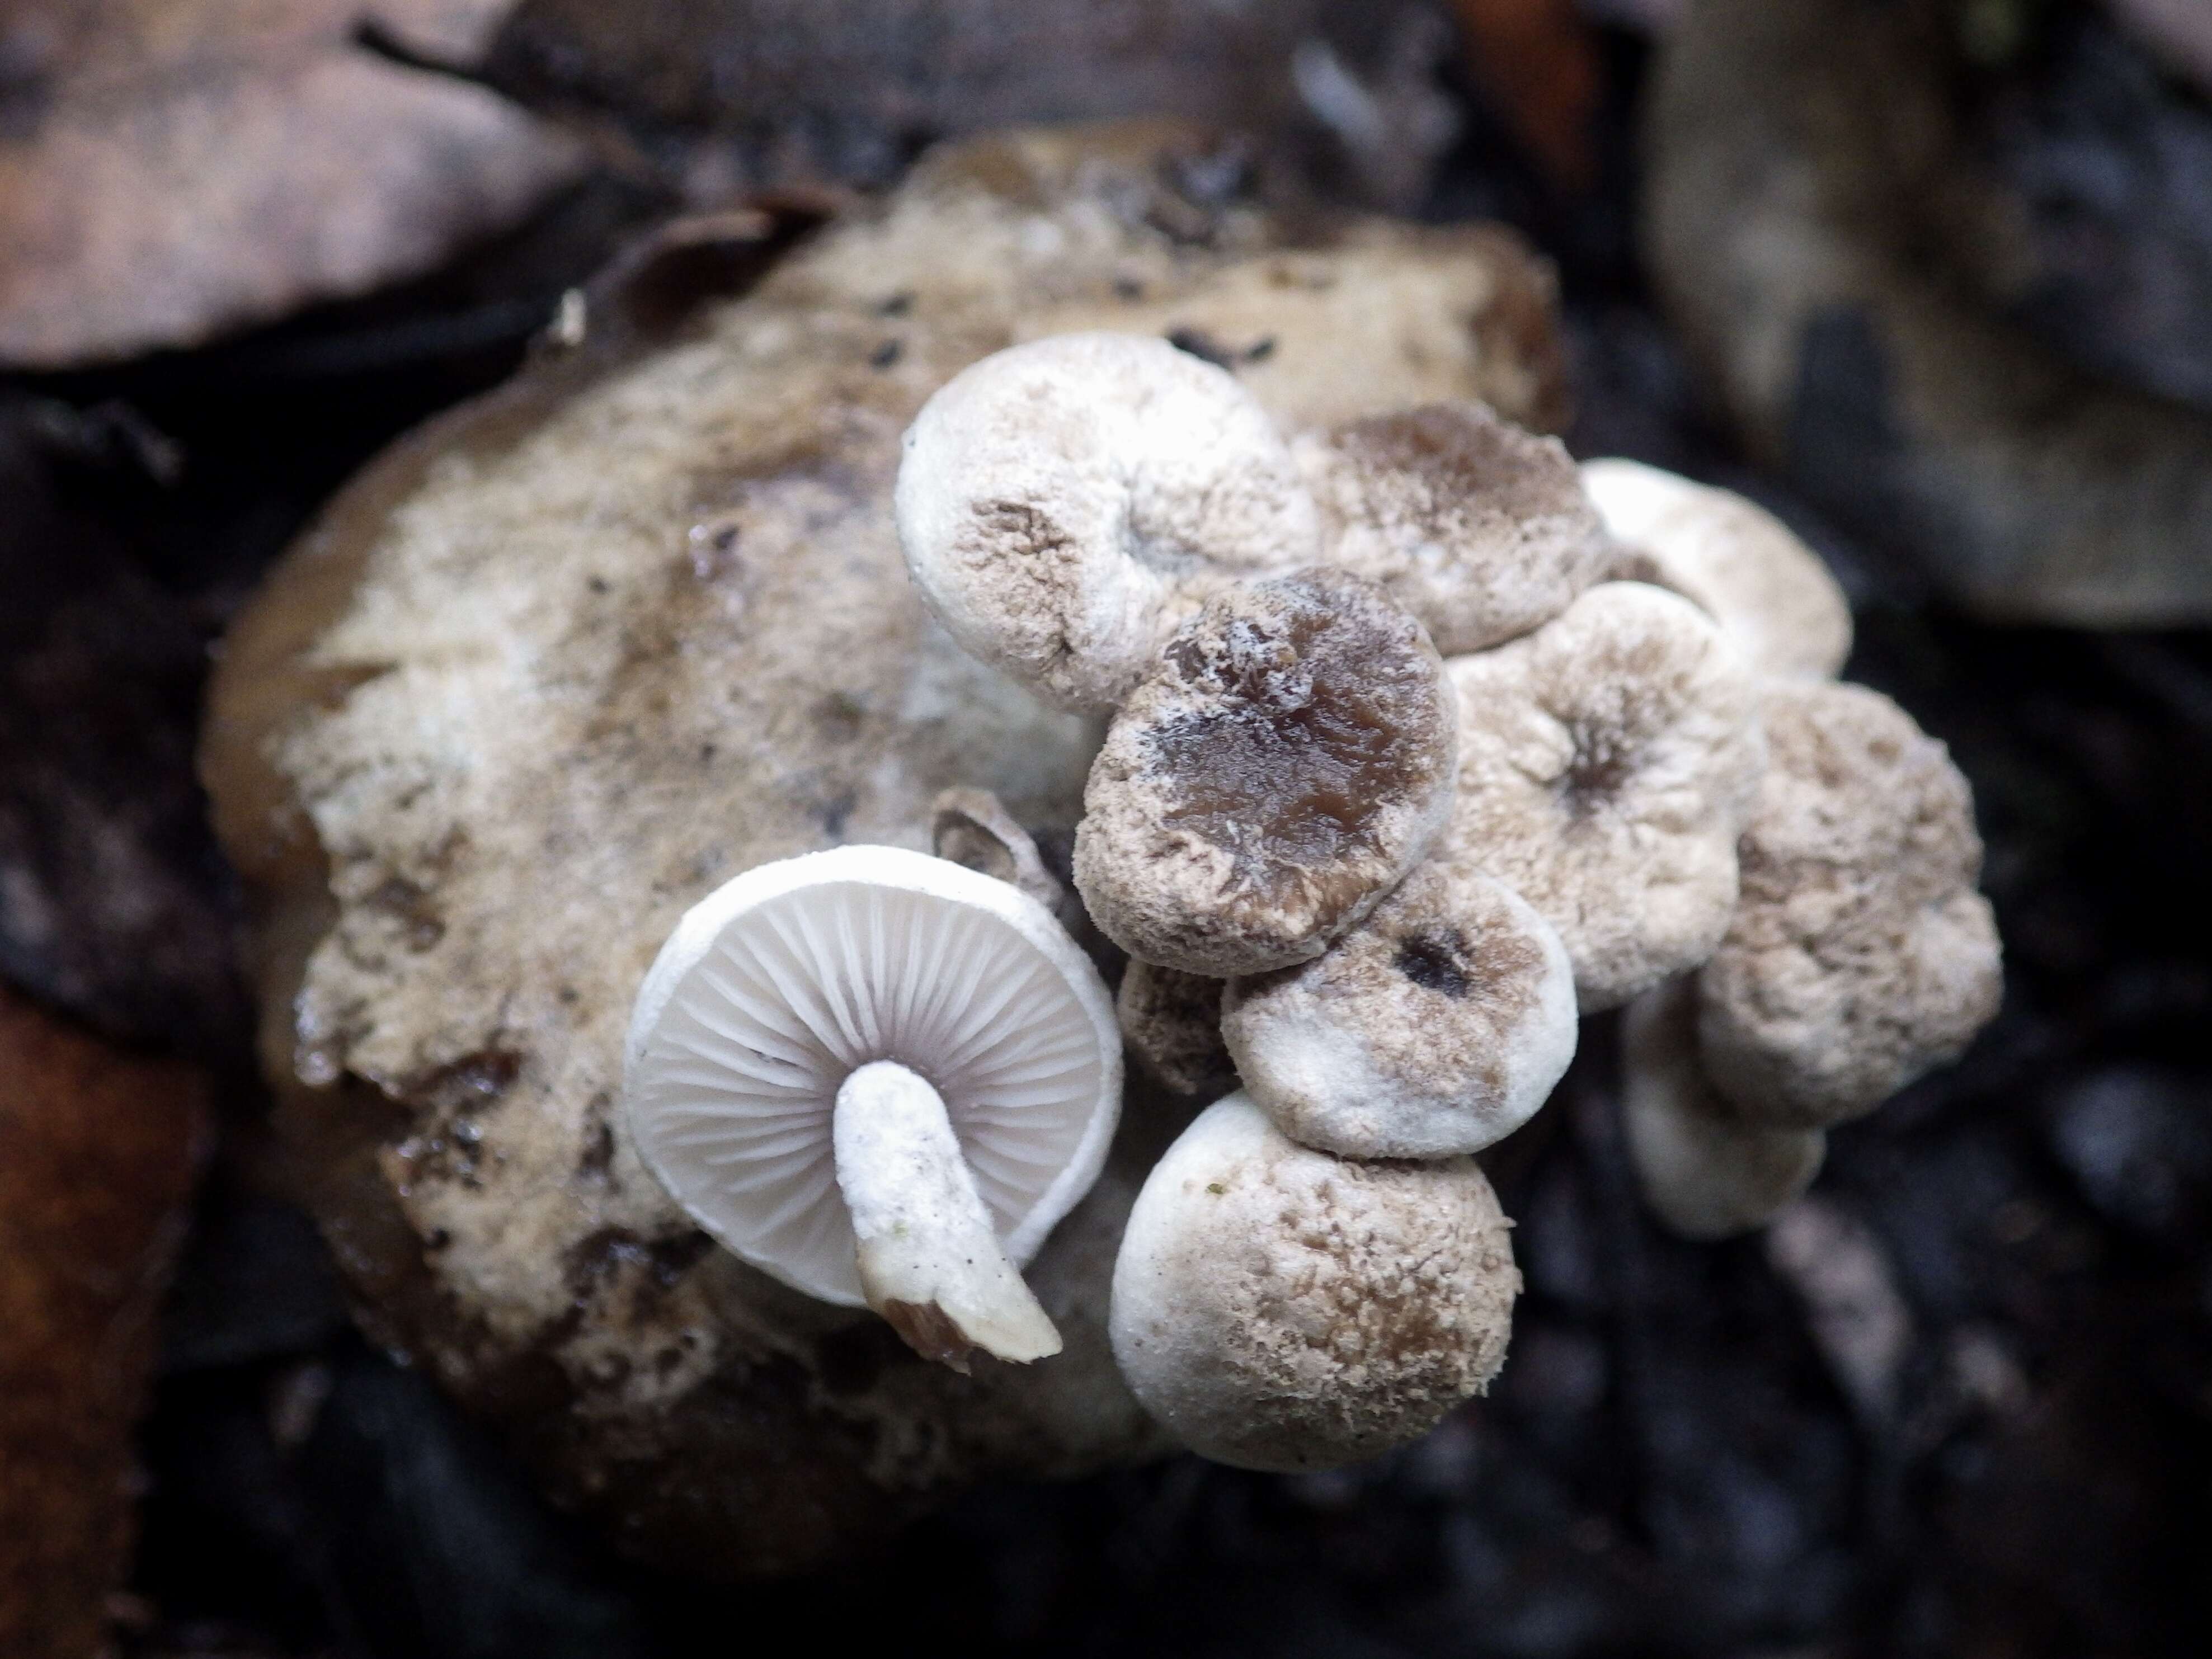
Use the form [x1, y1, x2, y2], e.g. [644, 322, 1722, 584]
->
[0, 984, 211, 1659]
[0, 1, 581, 368]
[481, 0, 1458, 208]
[0, 399, 253, 1057]
[1452, 0, 1604, 190]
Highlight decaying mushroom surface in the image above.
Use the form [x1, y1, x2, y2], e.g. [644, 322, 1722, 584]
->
[197, 121, 1568, 1576]
[1697, 681, 2003, 1128]
[1076, 569, 1458, 976]
[1295, 401, 1608, 656]
[1581, 458, 1853, 680]
[1221, 861, 1576, 1159]
[1622, 978, 1825, 1241]
[1440, 581, 1765, 1012]
[1110, 1092, 1520, 1472]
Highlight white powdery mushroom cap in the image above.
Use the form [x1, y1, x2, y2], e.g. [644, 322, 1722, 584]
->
[1221, 861, 1577, 1159]
[1581, 458, 1853, 680]
[1294, 402, 1610, 656]
[623, 845, 1121, 1309]
[1622, 978, 1825, 1241]
[1695, 681, 2003, 1128]
[1110, 1092, 1519, 1472]
[895, 331, 1323, 710]
[1441, 581, 1766, 1012]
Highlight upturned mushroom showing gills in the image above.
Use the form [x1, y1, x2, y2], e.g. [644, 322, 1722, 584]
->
[623, 846, 1121, 1371]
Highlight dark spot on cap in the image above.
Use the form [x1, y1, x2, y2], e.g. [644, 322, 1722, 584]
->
[1396, 932, 1472, 999]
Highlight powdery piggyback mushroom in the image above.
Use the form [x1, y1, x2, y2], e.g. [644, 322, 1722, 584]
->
[1581, 458, 1854, 680]
[1109, 1093, 1519, 1472]
[1440, 581, 1766, 1012]
[1622, 978, 1825, 1240]
[624, 845, 1121, 1371]
[895, 332, 1322, 711]
[1696, 681, 2003, 1128]
[1295, 402, 1610, 656]
[1075, 568, 1458, 977]
[1116, 959, 1236, 1100]
[1220, 860, 1576, 1159]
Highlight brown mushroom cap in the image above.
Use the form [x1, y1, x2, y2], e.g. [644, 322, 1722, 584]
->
[1108, 1092, 1519, 1472]
[1582, 458, 1853, 680]
[1622, 978, 1825, 1240]
[1221, 861, 1576, 1158]
[1696, 681, 2003, 1127]
[1295, 403, 1609, 656]
[1074, 569, 1458, 976]
[1440, 581, 1766, 1012]
[1116, 959, 1236, 1099]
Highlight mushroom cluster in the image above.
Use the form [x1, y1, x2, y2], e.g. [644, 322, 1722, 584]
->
[626, 329, 2002, 1474]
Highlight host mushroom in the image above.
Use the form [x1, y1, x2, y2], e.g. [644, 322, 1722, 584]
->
[1293, 402, 1609, 655]
[1696, 681, 2003, 1128]
[1622, 978, 1825, 1240]
[623, 845, 1122, 1371]
[1109, 1092, 1519, 1471]
[1221, 861, 1576, 1158]
[1075, 569, 1458, 976]
[894, 331, 1323, 711]
[1581, 458, 1854, 680]
[1440, 581, 1766, 1012]
[1116, 959, 1236, 1099]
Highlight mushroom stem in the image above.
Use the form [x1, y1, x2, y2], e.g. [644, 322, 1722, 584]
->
[831, 1061, 1063, 1371]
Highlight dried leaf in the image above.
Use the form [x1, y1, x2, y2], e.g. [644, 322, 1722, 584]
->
[0, 985, 211, 1658]
[482, 0, 1457, 206]
[0, 1, 580, 367]
[1453, 0, 1604, 188]
[0, 400, 252, 1055]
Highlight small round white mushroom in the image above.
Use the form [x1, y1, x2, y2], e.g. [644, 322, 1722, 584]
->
[1440, 581, 1766, 1012]
[623, 845, 1122, 1370]
[1109, 1092, 1519, 1472]
[1622, 978, 1825, 1241]
[1220, 861, 1576, 1158]
[1294, 402, 1609, 654]
[1696, 681, 2003, 1128]
[894, 332, 1323, 710]
[1580, 458, 1853, 680]
[1116, 959, 1236, 1099]
[1075, 569, 1458, 977]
